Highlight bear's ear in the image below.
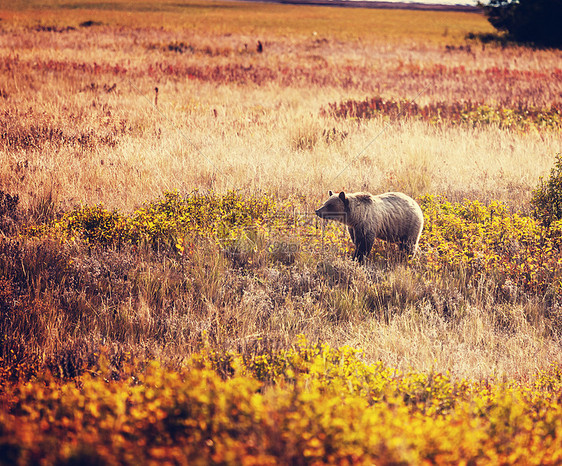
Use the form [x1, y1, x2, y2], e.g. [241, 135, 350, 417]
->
[339, 191, 349, 208]
[329, 190, 333, 196]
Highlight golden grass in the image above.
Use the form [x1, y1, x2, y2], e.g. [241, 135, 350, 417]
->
[0, 1, 558, 212]
[1, 0, 562, 382]
[1, 0, 493, 43]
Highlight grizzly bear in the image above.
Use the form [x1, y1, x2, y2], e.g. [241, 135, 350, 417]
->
[315, 191, 424, 262]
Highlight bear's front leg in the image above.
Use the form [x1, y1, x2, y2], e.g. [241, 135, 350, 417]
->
[349, 227, 361, 261]
[350, 228, 373, 263]
[359, 233, 375, 262]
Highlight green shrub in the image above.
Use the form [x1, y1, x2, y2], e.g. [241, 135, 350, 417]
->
[531, 154, 562, 226]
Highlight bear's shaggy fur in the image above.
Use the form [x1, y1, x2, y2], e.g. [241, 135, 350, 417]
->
[315, 191, 424, 261]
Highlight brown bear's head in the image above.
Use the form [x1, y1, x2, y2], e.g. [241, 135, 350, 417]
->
[315, 191, 349, 224]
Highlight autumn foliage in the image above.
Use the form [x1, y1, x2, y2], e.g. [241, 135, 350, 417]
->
[3, 339, 562, 464]
[2, 1, 562, 463]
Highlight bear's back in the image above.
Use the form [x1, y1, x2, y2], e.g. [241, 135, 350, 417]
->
[353, 192, 423, 244]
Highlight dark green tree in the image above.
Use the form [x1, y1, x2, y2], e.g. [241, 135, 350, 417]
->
[480, 0, 562, 48]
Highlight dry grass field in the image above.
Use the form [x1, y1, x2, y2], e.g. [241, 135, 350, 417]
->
[1, 0, 562, 375]
[1, 1, 562, 462]
[1, 1, 560, 213]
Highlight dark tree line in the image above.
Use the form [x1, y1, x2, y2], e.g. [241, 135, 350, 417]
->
[480, 0, 562, 48]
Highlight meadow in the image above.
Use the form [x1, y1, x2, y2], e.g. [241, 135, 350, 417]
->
[1, 0, 562, 463]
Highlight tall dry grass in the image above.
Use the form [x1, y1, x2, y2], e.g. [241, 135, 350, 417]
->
[1, 0, 562, 381]
[1, 5, 559, 212]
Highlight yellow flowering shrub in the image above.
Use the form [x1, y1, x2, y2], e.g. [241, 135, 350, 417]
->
[25, 191, 562, 297]
[2, 340, 562, 464]
[420, 195, 562, 295]
[28, 190, 347, 260]
[40, 190, 275, 249]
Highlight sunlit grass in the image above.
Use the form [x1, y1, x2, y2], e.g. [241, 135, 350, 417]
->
[1, 2, 562, 462]
[1, 0, 493, 43]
